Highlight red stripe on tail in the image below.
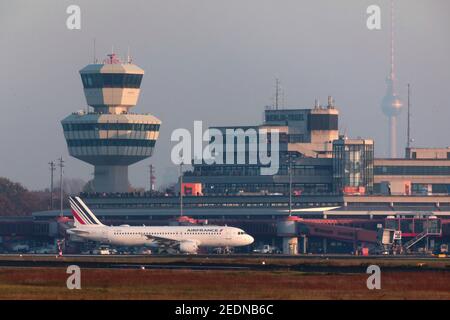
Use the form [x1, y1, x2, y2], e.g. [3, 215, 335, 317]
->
[71, 208, 85, 225]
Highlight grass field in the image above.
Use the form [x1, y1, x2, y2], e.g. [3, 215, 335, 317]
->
[0, 267, 449, 300]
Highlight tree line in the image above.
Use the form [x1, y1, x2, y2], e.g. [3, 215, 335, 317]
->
[0, 177, 64, 216]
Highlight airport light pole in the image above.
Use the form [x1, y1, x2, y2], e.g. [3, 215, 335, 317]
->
[180, 161, 183, 217]
[286, 153, 298, 216]
[58, 157, 64, 217]
[49, 161, 56, 210]
[289, 158, 292, 216]
[149, 164, 155, 192]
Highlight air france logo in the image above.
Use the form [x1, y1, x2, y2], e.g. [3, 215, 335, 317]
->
[186, 228, 223, 233]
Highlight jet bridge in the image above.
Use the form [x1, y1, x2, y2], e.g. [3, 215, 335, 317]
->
[277, 217, 379, 254]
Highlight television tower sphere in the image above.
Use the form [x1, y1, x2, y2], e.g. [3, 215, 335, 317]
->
[61, 53, 161, 193]
[381, 78, 403, 117]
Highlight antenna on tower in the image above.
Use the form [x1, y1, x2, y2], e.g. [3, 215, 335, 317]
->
[274, 78, 281, 110]
[407, 83, 411, 149]
[93, 38, 97, 63]
[327, 96, 334, 109]
[127, 46, 132, 64]
[314, 98, 320, 109]
[390, 0, 396, 86]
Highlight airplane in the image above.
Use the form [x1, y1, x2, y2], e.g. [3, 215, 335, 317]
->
[66, 196, 254, 254]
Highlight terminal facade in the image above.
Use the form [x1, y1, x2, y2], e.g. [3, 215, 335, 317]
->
[184, 100, 450, 198]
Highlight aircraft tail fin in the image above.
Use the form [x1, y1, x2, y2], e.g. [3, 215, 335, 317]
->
[68, 196, 104, 226]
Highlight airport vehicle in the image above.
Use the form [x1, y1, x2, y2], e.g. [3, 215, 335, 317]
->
[32, 246, 57, 254]
[11, 244, 29, 253]
[212, 247, 234, 254]
[432, 244, 449, 257]
[138, 248, 152, 255]
[67, 196, 254, 254]
[95, 246, 112, 255]
[252, 244, 280, 254]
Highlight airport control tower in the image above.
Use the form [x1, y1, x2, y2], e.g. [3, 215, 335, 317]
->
[62, 53, 161, 193]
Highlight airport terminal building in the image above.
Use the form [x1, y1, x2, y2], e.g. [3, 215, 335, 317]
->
[183, 100, 450, 198]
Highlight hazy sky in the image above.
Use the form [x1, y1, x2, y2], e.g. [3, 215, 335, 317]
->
[1, 0, 449, 190]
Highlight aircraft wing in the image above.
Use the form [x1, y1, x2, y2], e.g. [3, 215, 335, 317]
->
[144, 234, 180, 248]
[66, 228, 90, 235]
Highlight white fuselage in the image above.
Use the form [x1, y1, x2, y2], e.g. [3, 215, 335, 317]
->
[67, 225, 254, 248]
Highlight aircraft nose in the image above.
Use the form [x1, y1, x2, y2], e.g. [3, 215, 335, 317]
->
[246, 235, 254, 245]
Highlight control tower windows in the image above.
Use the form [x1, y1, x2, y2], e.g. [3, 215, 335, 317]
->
[63, 123, 160, 131]
[81, 73, 143, 89]
[67, 139, 156, 147]
[125, 74, 142, 88]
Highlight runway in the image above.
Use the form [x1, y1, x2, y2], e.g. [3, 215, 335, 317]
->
[0, 253, 448, 272]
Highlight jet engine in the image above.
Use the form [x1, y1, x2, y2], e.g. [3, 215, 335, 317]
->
[179, 241, 199, 254]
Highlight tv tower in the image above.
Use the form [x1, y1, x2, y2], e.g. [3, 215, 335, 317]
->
[381, 0, 403, 158]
